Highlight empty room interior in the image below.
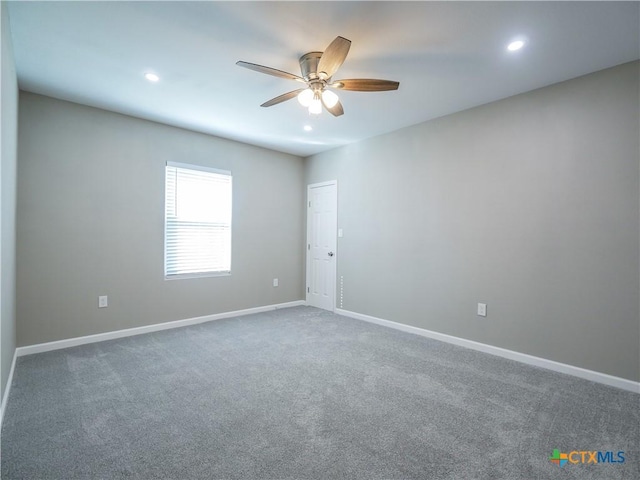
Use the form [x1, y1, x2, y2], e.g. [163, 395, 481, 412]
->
[0, 1, 639, 479]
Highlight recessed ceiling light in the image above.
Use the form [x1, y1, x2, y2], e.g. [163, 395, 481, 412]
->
[144, 73, 160, 82]
[304, 125, 313, 132]
[507, 40, 525, 52]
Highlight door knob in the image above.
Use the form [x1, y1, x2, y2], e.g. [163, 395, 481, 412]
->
[328, 252, 334, 257]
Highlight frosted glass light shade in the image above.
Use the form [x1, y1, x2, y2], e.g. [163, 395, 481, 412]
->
[309, 97, 322, 115]
[297, 89, 314, 107]
[322, 90, 339, 108]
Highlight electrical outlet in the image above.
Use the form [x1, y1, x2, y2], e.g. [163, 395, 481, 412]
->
[98, 295, 108, 308]
[477, 303, 487, 317]
[273, 278, 279, 287]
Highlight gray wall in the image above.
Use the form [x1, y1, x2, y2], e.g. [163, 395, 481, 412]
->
[17, 93, 305, 346]
[306, 61, 640, 382]
[1, 1, 18, 403]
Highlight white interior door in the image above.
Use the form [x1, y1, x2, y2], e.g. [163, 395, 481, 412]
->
[306, 181, 337, 311]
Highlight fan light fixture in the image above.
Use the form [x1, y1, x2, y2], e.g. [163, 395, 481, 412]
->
[322, 90, 339, 108]
[309, 92, 323, 115]
[297, 88, 340, 115]
[297, 89, 314, 107]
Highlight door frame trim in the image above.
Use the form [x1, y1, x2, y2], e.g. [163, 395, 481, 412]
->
[306, 180, 338, 311]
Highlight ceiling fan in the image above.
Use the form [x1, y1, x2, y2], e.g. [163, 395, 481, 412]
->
[237, 36, 399, 117]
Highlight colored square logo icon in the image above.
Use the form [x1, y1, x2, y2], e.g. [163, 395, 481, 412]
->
[550, 449, 568, 467]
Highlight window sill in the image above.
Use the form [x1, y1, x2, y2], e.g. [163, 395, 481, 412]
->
[165, 271, 231, 281]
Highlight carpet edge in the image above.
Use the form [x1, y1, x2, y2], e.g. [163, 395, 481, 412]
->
[335, 308, 640, 394]
[15, 300, 307, 357]
[0, 349, 17, 429]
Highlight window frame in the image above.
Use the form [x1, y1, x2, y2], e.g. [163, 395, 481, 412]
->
[164, 161, 232, 280]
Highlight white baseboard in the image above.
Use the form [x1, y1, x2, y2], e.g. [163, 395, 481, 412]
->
[335, 308, 639, 394]
[1, 349, 18, 428]
[16, 300, 306, 357]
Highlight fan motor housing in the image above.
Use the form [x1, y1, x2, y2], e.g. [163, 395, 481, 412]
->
[299, 52, 323, 81]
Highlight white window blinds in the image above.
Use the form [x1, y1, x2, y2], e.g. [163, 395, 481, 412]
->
[165, 162, 232, 277]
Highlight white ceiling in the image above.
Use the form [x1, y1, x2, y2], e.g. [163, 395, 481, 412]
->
[7, 1, 640, 157]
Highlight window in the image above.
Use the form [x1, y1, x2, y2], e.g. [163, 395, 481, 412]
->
[164, 162, 232, 278]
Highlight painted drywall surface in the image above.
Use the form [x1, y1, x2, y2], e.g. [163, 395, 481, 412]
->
[17, 93, 305, 346]
[306, 61, 640, 382]
[1, 1, 18, 400]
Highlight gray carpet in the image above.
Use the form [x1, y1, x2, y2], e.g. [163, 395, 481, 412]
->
[1, 306, 638, 479]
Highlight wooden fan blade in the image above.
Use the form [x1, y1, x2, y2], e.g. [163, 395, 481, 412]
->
[317, 36, 351, 80]
[329, 79, 400, 91]
[261, 89, 306, 107]
[236, 61, 306, 83]
[322, 97, 344, 117]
